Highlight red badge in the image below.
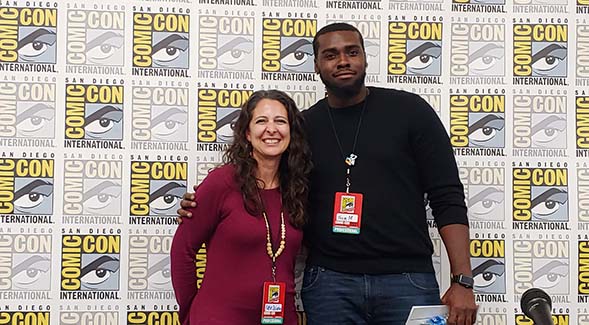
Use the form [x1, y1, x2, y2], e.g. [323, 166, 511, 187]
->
[332, 192, 363, 234]
[261, 281, 285, 324]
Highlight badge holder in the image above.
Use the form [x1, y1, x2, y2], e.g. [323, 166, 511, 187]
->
[332, 154, 363, 234]
[261, 281, 286, 324]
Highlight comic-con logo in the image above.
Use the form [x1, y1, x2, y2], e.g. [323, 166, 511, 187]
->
[60, 310, 118, 325]
[66, 8, 124, 74]
[127, 310, 179, 325]
[577, 95, 589, 153]
[0, 311, 50, 325]
[513, 92, 567, 154]
[0, 233, 51, 294]
[198, 13, 255, 79]
[580, 241, 589, 301]
[131, 84, 188, 148]
[0, 81, 55, 144]
[579, 166, 589, 224]
[64, 82, 123, 148]
[62, 158, 122, 224]
[512, 167, 569, 224]
[197, 87, 252, 145]
[470, 238, 506, 296]
[387, 19, 442, 84]
[451, 0, 506, 13]
[129, 160, 187, 225]
[325, 16, 380, 82]
[459, 166, 505, 223]
[132, 9, 190, 77]
[577, 24, 589, 81]
[450, 21, 505, 77]
[449, 94, 505, 150]
[513, 238, 569, 297]
[128, 234, 174, 299]
[0, 6, 57, 68]
[0, 158, 54, 222]
[60, 233, 121, 299]
[261, 15, 317, 81]
[513, 22, 568, 85]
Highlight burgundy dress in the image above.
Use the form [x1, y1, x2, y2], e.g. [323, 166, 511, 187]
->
[171, 165, 303, 325]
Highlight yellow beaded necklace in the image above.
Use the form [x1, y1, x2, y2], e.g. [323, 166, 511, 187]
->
[259, 189, 286, 282]
[262, 210, 286, 263]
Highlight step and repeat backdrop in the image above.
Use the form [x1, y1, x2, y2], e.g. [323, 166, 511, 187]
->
[0, 0, 589, 324]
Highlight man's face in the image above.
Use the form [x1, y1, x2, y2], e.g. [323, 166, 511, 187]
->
[314, 30, 367, 94]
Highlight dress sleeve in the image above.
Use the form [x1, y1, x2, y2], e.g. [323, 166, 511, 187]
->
[170, 168, 229, 324]
[409, 94, 469, 228]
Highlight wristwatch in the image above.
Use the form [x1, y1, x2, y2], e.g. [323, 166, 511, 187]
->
[451, 273, 474, 289]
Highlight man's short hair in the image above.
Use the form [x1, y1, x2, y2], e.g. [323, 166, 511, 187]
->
[312, 23, 365, 58]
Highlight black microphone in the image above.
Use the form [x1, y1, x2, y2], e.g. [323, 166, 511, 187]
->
[520, 288, 553, 325]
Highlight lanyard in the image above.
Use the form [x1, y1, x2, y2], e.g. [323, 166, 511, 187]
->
[258, 190, 286, 282]
[326, 92, 369, 193]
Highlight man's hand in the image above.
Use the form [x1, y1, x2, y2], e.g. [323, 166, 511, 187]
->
[176, 185, 198, 223]
[441, 284, 478, 325]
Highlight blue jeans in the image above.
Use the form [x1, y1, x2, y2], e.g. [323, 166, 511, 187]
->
[301, 266, 442, 325]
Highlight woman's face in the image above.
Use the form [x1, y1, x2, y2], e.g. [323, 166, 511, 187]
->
[246, 99, 291, 163]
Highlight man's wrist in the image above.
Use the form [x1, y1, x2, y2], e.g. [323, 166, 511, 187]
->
[451, 273, 474, 289]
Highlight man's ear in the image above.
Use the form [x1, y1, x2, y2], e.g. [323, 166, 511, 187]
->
[314, 60, 319, 74]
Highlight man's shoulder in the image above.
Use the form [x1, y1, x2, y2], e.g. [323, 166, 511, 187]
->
[370, 86, 422, 101]
[300, 98, 326, 123]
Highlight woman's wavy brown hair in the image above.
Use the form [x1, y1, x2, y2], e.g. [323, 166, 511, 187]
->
[224, 89, 311, 228]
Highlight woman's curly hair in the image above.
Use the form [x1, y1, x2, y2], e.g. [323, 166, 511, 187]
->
[224, 89, 311, 228]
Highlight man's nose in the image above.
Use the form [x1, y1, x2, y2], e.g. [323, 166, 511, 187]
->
[336, 53, 350, 67]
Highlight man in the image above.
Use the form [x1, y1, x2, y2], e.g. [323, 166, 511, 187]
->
[179, 23, 477, 324]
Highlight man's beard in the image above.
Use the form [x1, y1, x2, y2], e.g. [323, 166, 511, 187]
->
[319, 70, 366, 98]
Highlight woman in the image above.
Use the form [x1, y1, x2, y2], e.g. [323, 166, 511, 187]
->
[171, 90, 311, 324]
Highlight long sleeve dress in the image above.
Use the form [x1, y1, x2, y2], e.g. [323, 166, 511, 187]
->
[171, 164, 303, 325]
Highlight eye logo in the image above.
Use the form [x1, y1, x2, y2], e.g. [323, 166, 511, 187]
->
[61, 234, 121, 296]
[533, 260, 569, 292]
[66, 10, 124, 67]
[132, 12, 190, 70]
[130, 161, 187, 221]
[0, 8, 57, 64]
[0, 234, 52, 292]
[198, 16, 254, 72]
[513, 24, 568, 78]
[64, 84, 124, 141]
[62, 160, 122, 218]
[129, 235, 172, 293]
[388, 22, 442, 76]
[472, 259, 505, 293]
[513, 168, 568, 222]
[261, 18, 316, 73]
[460, 167, 505, 222]
[514, 240, 569, 297]
[451, 23, 505, 77]
[470, 239, 506, 294]
[131, 86, 189, 143]
[0, 81, 56, 141]
[450, 95, 505, 148]
[197, 89, 252, 144]
[0, 159, 54, 216]
[13, 254, 51, 290]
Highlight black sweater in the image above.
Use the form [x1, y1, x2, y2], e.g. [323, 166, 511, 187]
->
[302, 87, 468, 274]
